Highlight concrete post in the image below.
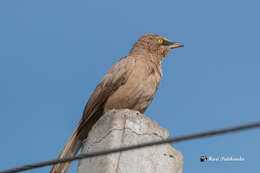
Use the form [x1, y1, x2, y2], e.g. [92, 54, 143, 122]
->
[77, 109, 183, 173]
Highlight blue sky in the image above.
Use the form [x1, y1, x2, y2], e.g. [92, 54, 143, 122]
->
[0, 0, 259, 172]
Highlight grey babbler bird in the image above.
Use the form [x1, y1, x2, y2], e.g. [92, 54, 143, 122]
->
[50, 33, 184, 173]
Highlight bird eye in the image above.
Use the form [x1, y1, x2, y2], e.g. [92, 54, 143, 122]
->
[158, 39, 163, 44]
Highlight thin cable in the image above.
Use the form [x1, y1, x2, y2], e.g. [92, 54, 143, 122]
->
[1, 122, 259, 173]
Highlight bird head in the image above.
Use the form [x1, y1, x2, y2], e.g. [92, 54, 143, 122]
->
[129, 33, 184, 60]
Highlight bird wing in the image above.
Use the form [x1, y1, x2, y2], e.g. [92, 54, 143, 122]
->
[77, 56, 136, 135]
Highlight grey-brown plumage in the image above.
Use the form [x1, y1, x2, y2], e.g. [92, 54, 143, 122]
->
[50, 33, 183, 173]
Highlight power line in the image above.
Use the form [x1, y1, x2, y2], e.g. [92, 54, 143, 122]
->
[1, 121, 259, 173]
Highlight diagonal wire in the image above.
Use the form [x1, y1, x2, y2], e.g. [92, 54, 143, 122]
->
[0, 122, 259, 173]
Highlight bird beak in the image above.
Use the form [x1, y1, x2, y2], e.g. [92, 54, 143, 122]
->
[169, 42, 184, 49]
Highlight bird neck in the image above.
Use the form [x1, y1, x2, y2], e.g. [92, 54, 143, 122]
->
[129, 47, 165, 64]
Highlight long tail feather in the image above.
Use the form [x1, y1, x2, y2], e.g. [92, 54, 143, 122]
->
[50, 127, 81, 173]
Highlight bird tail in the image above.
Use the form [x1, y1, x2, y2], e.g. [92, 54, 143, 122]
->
[50, 126, 82, 173]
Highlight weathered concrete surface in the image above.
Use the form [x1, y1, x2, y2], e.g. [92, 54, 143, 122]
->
[77, 109, 183, 173]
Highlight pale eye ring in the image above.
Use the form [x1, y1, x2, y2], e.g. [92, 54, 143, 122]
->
[158, 39, 163, 44]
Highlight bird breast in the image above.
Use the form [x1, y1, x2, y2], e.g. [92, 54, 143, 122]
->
[104, 60, 162, 113]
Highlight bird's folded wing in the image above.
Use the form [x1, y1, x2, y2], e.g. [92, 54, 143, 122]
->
[78, 56, 136, 132]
